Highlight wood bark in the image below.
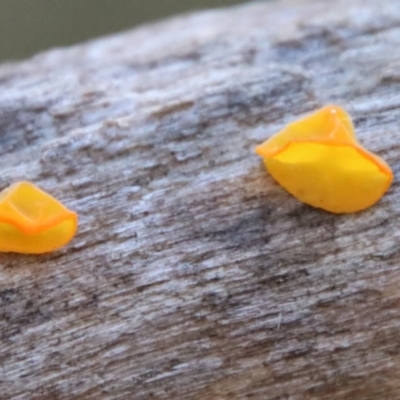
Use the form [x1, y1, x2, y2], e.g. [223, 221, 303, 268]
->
[1, 0, 400, 398]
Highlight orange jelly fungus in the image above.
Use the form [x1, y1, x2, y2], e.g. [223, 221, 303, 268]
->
[0, 181, 77, 253]
[255, 105, 393, 213]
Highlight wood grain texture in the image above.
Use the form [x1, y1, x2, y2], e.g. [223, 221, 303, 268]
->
[1, 0, 400, 398]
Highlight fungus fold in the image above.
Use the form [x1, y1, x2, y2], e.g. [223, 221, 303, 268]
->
[255, 105, 393, 213]
[0, 181, 77, 253]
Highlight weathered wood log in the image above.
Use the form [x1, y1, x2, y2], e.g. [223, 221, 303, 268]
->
[1, 0, 400, 398]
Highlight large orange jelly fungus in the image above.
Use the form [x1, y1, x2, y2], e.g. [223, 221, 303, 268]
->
[255, 105, 393, 213]
[0, 181, 77, 253]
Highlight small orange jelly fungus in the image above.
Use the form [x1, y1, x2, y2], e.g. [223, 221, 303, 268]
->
[255, 105, 393, 213]
[0, 181, 77, 253]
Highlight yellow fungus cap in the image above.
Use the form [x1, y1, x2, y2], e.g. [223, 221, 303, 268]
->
[0, 181, 78, 253]
[255, 105, 393, 213]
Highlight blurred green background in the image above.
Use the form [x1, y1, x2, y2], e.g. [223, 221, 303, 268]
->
[0, 0, 249, 63]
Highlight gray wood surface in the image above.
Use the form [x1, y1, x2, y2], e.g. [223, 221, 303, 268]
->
[1, 0, 400, 398]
